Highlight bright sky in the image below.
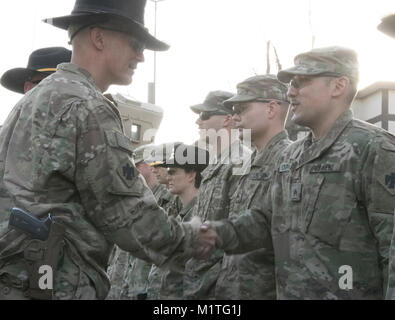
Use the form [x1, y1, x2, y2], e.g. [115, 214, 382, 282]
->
[1, 0, 395, 145]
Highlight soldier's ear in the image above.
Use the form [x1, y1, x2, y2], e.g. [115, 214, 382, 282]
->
[266, 101, 277, 120]
[331, 76, 349, 99]
[223, 114, 234, 128]
[90, 27, 106, 51]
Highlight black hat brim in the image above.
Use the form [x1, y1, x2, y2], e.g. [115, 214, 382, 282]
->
[0, 68, 51, 94]
[43, 13, 169, 51]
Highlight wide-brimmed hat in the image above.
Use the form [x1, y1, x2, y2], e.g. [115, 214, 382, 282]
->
[156, 143, 209, 172]
[378, 13, 395, 38]
[43, 0, 169, 51]
[1, 47, 71, 94]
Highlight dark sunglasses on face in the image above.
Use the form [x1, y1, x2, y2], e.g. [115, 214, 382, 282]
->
[199, 111, 227, 121]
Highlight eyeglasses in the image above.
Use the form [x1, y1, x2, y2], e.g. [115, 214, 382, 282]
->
[289, 73, 343, 90]
[199, 111, 227, 121]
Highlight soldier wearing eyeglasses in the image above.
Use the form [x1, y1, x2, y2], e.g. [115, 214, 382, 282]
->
[183, 91, 252, 299]
[200, 46, 395, 299]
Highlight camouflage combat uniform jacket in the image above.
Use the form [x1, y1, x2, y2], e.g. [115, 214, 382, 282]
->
[106, 183, 179, 300]
[215, 131, 291, 300]
[0, 63, 197, 300]
[159, 197, 197, 299]
[183, 141, 252, 299]
[213, 110, 395, 299]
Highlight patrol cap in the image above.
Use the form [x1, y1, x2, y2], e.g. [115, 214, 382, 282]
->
[190, 91, 234, 115]
[157, 143, 209, 172]
[223, 74, 289, 107]
[149, 142, 182, 167]
[132, 144, 155, 164]
[378, 13, 395, 38]
[277, 46, 359, 84]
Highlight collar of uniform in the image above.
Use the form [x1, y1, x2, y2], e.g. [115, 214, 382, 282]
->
[178, 196, 197, 219]
[296, 109, 353, 169]
[57, 62, 101, 92]
[252, 130, 289, 167]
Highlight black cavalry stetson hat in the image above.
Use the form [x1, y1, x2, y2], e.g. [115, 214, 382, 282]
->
[378, 13, 395, 38]
[0, 47, 71, 94]
[43, 0, 169, 51]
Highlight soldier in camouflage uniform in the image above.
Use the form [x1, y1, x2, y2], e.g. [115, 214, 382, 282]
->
[0, 0, 212, 300]
[106, 144, 158, 300]
[183, 91, 252, 299]
[213, 75, 291, 300]
[202, 46, 395, 299]
[377, 13, 395, 300]
[150, 143, 183, 216]
[153, 144, 209, 299]
[145, 142, 183, 299]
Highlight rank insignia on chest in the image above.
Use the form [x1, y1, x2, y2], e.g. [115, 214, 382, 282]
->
[291, 183, 302, 202]
[279, 163, 291, 173]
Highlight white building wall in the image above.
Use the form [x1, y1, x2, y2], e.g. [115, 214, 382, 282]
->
[389, 121, 395, 135]
[389, 91, 395, 114]
[352, 91, 382, 121]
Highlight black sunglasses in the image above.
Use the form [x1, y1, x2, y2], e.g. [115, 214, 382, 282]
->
[199, 111, 227, 121]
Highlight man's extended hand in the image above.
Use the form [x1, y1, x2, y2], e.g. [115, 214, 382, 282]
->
[193, 221, 222, 260]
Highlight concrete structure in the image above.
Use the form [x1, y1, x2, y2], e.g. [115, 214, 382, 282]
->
[105, 93, 164, 148]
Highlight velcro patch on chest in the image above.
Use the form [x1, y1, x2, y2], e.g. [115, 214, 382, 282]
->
[310, 163, 341, 173]
[249, 171, 271, 180]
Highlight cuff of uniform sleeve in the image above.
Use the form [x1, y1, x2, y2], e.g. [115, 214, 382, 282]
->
[208, 220, 238, 251]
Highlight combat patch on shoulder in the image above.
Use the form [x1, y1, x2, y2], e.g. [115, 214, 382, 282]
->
[108, 160, 142, 195]
[385, 173, 395, 193]
[105, 130, 133, 154]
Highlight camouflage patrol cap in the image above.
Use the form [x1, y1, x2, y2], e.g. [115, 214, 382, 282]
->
[132, 144, 155, 164]
[277, 46, 359, 83]
[223, 74, 289, 107]
[378, 13, 395, 38]
[190, 90, 234, 115]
